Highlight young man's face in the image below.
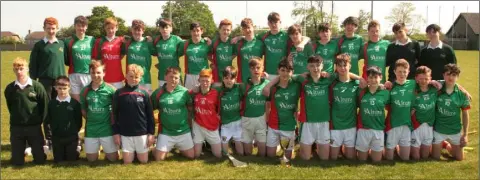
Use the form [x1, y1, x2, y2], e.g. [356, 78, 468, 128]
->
[367, 74, 381, 86]
[345, 23, 357, 34]
[242, 25, 254, 37]
[132, 28, 144, 39]
[104, 24, 118, 37]
[159, 25, 172, 37]
[368, 26, 380, 41]
[219, 25, 232, 39]
[222, 75, 236, 88]
[90, 66, 105, 83]
[335, 63, 351, 76]
[443, 72, 459, 85]
[394, 66, 409, 81]
[198, 76, 212, 89]
[165, 72, 180, 87]
[190, 27, 203, 39]
[426, 30, 440, 41]
[289, 31, 302, 44]
[249, 64, 263, 78]
[415, 73, 431, 87]
[13, 65, 28, 80]
[55, 82, 70, 97]
[74, 23, 88, 35]
[278, 67, 293, 81]
[43, 24, 58, 37]
[126, 71, 141, 87]
[268, 20, 281, 33]
[307, 62, 323, 75]
[318, 30, 331, 41]
[394, 28, 408, 40]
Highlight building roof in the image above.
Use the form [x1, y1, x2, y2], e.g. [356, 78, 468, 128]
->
[1, 31, 20, 38]
[446, 13, 479, 35]
[25, 31, 45, 40]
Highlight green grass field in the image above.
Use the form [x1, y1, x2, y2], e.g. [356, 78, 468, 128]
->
[0, 51, 478, 179]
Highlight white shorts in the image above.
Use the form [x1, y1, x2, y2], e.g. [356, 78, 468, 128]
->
[266, 127, 295, 150]
[411, 123, 433, 148]
[84, 136, 118, 154]
[221, 120, 242, 143]
[121, 135, 149, 153]
[330, 127, 357, 148]
[192, 121, 221, 145]
[386, 125, 411, 149]
[69, 73, 92, 94]
[355, 129, 384, 152]
[108, 81, 124, 89]
[433, 131, 461, 146]
[241, 115, 267, 143]
[185, 74, 200, 90]
[139, 84, 152, 93]
[300, 122, 330, 145]
[158, 80, 167, 88]
[156, 133, 194, 152]
[266, 74, 278, 82]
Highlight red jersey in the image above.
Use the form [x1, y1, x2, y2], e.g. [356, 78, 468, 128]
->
[92, 36, 125, 83]
[193, 88, 220, 131]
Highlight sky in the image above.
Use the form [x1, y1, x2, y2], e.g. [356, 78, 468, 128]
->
[1, 1, 479, 38]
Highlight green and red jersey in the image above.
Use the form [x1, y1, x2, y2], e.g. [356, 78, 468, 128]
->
[178, 38, 211, 75]
[290, 42, 314, 74]
[209, 37, 236, 82]
[360, 40, 390, 82]
[151, 84, 192, 136]
[193, 88, 220, 131]
[435, 84, 470, 135]
[330, 78, 360, 130]
[267, 79, 301, 131]
[240, 78, 270, 118]
[64, 35, 96, 74]
[412, 85, 437, 129]
[80, 82, 116, 138]
[338, 34, 364, 75]
[236, 37, 264, 83]
[295, 74, 336, 123]
[314, 39, 338, 74]
[385, 80, 416, 131]
[357, 88, 390, 131]
[218, 84, 242, 125]
[257, 31, 289, 75]
[92, 36, 126, 83]
[153, 35, 184, 81]
[125, 38, 155, 84]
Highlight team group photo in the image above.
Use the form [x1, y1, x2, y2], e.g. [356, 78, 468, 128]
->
[0, 1, 478, 179]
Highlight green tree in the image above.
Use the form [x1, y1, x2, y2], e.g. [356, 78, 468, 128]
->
[356, 9, 371, 34]
[291, 1, 340, 39]
[160, 1, 216, 38]
[143, 25, 158, 37]
[86, 6, 129, 37]
[57, 25, 75, 39]
[385, 2, 426, 35]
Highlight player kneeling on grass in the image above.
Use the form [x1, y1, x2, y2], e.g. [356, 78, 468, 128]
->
[219, 66, 244, 155]
[151, 67, 195, 160]
[80, 60, 119, 162]
[431, 64, 470, 161]
[44, 76, 82, 163]
[112, 64, 155, 164]
[262, 59, 300, 160]
[191, 69, 222, 158]
[356, 66, 389, 163]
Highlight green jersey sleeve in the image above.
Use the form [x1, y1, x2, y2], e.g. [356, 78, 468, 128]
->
[292, 74, 306, 83]
[177, 41, 186, 57]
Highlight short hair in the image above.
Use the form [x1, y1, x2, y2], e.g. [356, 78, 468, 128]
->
[74, 16, 88, 26]
[318, 23, 331, 32]
[425, 24, 441, 33]
[104, 17, 118, 27]
[308, 55, 323, 64]
[342, 16, 359, 27]
[190, 22, 202, 30]
[199, 69, 213, 78]
[278, 59, 294, 71]
[267, 12, 281, 23]
[248, 57, 263, 68]
[392, 22, 406, 33]
[157, 18, 172, 28]
[218, 19, 232, 29]
[241, 18, 254, 29]
[43, 17, 58, 27]
[12, 57, 28, 68]
[132, 19, 145, 30]
[165, 66, 181, 76]
[89, 60, 105, 72]
[55, 76, 70, 87]
[126, 64, 144, 77]
[368, 20, 380, 30]
[366, 66, 382, 77]
[287, 24, 302, 35]
[444, 63, 461, 76]
[415, 66, 432, 76]
[335, 54, 351, 66]
[222, 66, 238, 79]
[395, 59, 410, 70]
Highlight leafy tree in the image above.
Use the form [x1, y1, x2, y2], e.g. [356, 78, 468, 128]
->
[356, 10, 371, 34]
[291, 1, 340, 39]
[85, 6, 129, 37]
[385, 2, 426, 35]
[143, 25, 159, 37]
[160, 1, 216, 38]
[57, 25, 75, 39]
